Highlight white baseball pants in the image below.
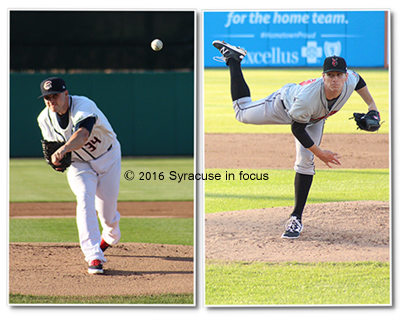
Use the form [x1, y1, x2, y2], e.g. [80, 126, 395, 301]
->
[67, 141, 121, 264]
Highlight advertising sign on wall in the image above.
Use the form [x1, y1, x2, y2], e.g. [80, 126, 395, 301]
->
[204, 11, 388, 68]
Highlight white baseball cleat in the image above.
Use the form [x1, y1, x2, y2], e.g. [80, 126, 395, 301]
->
[281, 216, 303, 239]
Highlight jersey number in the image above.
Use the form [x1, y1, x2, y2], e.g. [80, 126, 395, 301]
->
[84, 136, 101, 152]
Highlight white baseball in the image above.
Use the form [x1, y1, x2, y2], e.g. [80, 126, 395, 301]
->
[151, 39, 163, 51]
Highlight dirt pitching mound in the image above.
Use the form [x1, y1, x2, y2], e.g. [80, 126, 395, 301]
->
[9, 201, 194, 298]
[9, 242, 193, 297]
[205, 201, 389, 263]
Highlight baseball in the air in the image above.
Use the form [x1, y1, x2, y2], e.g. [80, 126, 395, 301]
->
[151, 39, 163, 51]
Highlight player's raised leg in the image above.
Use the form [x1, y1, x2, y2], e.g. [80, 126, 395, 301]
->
[212, 40, 250, 101]
[213, 40, 290, 126]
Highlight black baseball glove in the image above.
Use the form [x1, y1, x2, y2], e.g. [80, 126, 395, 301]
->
[351, 110, 381, 132]
[41, 140, 71, 172]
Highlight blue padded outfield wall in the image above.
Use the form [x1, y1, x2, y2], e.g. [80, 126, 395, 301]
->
[204, 11, 388, 68]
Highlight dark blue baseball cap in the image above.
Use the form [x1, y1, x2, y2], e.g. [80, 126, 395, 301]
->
[38, 77, 67, 98]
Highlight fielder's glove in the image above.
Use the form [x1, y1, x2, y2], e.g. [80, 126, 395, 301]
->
[41, 140, 71, 172]
[351, 110, 381, 132]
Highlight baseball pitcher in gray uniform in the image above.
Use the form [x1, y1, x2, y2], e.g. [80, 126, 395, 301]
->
[213, 40, 380, 239]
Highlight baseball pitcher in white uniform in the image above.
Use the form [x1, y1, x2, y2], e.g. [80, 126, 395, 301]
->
[213, 40, 381, 239]
[37, 77, 121, 274]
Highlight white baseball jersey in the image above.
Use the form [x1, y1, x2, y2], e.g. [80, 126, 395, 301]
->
[37, 95, 117, 161]
[37, 94, 121, 265]
[284, 69, 360, 124]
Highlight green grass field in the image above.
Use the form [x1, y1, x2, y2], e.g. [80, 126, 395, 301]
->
[204, 68, 390, 306]
[204, 68, 389, 134]
[9, 157, 194, 305]
[9, 293, 194, 305]
[205, 261, 390, 305]
[205, 168, 389, 214]
[10, 157, 194, 202]
[9, 217, 193, 245]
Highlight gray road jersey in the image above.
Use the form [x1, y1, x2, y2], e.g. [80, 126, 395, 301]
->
[282, 69, 360, 125]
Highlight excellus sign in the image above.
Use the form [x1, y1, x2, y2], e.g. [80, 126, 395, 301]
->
[204, 11, 387, 68]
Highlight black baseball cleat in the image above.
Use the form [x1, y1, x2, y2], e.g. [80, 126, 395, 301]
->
[281, 216, 303, 239]
[212, 40, 247, 65]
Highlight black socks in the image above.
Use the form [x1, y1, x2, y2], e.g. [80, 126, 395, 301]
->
[291, 173, 313, 220]
[228, 59, 250, 101]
